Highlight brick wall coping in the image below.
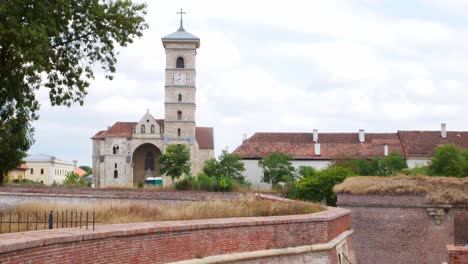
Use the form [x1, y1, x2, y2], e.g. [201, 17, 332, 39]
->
[0, 191, 201, 201]
[169, 230, 354, 264]
[0, 206, 349, 255]
[337, 193, 466, 208]
[448, 245, 468, 254]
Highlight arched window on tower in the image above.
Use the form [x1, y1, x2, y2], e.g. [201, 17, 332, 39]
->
[176, 57, 184, 68]
[177, 111, 182, 120]
[178, 94, 182, 102]
[144, 151, 155, 171]
[151, 125, 155, 134]
[141, 125, 145, 134]
[177, 128, 181, 137]
[113, 146, 119, 154]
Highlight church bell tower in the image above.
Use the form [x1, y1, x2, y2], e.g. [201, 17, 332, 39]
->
[161, 9, 200, 145]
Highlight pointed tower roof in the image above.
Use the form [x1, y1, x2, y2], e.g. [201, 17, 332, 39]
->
[162, 8, 200, 48]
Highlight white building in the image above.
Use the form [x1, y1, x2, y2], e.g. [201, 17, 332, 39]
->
[233, 124, 468, 189]
[24, 154, 75, 185]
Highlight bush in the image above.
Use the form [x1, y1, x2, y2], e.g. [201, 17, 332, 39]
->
[63, 172, 87, 187]
[428, 144, 465, 177]
[202, 151, 246, 182]
[258, 152, 295, 186]
[331, 153, 406, 176]
[174, 174, 239, 192]
[291, 167, 354, 206]
[401, 166, 429, 176]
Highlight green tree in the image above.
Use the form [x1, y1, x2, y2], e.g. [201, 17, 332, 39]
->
[463, 150, 468, 177]
[63, 172, 87, 187]
[0, 0, 148, 184]
[202, 150, 246, 182]
[296, 166, 316, 178]
[159, 144, 191, 182]
[385, 152, 407, 173]
[292, 167, 354, 206]
[258, 152, 294, 186]
[428, 144, 465, 177]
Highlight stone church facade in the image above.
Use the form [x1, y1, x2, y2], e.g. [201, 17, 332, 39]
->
[91, 21, 214, 187]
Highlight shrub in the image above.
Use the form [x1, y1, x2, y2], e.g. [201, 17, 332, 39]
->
[291, 167, 354, 206]
[174, 174, 238, 192]
[258, 152, 295, 186]
[428, 144, 465, 177]
[63, 172, 87, 187]
[202, 151, 246, 182]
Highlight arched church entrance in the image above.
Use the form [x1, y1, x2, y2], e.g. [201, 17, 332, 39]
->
[132, 143, 161, 185]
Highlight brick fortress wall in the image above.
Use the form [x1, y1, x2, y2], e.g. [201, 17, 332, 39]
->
[337, 193, 468, 264]
[0, 206, 353, 264]
[448, 246, 468, 264]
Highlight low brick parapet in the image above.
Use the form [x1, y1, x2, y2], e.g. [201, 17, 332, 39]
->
[448, 245, 468, 264]
[0, 207, 351, 263]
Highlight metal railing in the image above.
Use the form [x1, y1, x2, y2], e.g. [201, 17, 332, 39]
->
[0, 210, 95, 233]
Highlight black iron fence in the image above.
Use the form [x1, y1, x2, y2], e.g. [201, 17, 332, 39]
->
[0, 210, 95, 233]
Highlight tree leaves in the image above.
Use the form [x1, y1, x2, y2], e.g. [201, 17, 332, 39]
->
[159, 144, 191, 182]
[0, 0, 147, 183]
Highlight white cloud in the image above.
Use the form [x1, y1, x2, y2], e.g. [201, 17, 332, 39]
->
[29, 0, 468, 165]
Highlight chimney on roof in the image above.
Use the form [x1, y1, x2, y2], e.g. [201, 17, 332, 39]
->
[384, 145, 389, 157]
[242, 134, 248, 142]
[314, 143, 321, 156]
[359, 129, 365, 143]
[313, 129, 319, 143]
[73, 160, 78, 169]
[441, 123, 447, 139]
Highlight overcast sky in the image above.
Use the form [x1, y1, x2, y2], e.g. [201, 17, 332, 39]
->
[30, 0, 468, 166]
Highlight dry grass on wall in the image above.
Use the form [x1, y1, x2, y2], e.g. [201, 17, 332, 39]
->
[333, 176, 468, 204]
[0, 197, 324, 233]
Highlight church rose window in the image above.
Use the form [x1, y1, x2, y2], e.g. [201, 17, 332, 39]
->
[151, 125, 155, 133]
[145, 151, 155, 170]
[176, 57, 184, 68]
[141, 125, 146, 134]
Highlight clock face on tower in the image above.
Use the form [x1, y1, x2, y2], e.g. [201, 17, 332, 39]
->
[173, 72, 186, 86]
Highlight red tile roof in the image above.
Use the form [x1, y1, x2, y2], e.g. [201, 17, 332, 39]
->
[196, 127, 214, 149]
[74, 168, 87, 177]
[92, 121, 214, 150]
[233, 130, 468, 160]
[16, 164, 28, 170]
[398, 131, 468, 157]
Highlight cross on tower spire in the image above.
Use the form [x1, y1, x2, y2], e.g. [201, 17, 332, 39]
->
[177, 8, 186, 31]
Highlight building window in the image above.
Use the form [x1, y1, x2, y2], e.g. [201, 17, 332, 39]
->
[115, 163, 117, 169]
[178, 94, 182, 102]
[30, 168, 33, 174]
[176, 57, 184, 68]
[113, 146, 119, 154]
[177, 111, 182, 120]
[40, 168, 44, 175]
[177, 128, 181, 137]
[144, 151, 154, 171]
[141, 124, 146, 134]
[160, 126, 164, 135]
[151, 125, 155, 133]
[114, 170, 118, 178]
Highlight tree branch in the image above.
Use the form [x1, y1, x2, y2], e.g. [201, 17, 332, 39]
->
[51, 32, 94, 48]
